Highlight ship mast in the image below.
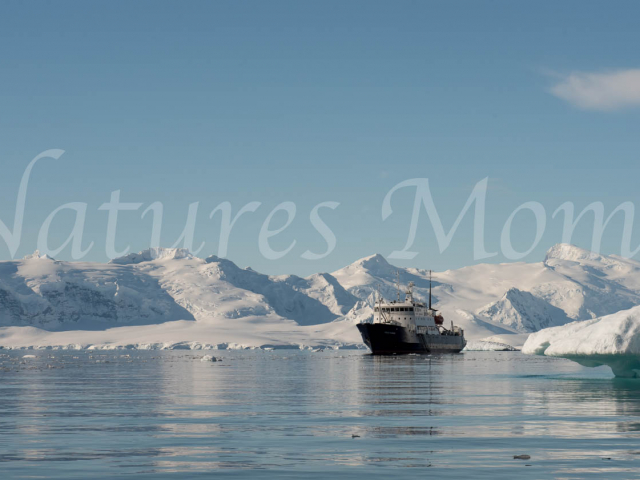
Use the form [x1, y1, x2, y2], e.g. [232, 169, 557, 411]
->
[429, 270, 432, 310]
[405, 281, 414, 303]
[396, 271, 400, 302]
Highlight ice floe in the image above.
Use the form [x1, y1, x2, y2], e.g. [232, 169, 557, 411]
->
[463, 340, 518, 351]
[522, 305, 640, 378]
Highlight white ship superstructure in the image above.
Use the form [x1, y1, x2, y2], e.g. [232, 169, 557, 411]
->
[357, 273, 466, 354]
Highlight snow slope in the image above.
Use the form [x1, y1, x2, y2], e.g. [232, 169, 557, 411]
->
[0, 248, 364, 349]
[2, 244, 640, 350]
[522, 306, 640, 378]
[477, 288, 570, 333]
[0, 253, 194, 329]
[201, 255, 359, 325]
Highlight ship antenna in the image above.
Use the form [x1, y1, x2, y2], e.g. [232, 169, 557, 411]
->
[429, 270, 432, 310]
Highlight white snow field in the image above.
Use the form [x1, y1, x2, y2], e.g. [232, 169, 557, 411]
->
[522, 306, 640, 378]
[2, 243, 640, 351]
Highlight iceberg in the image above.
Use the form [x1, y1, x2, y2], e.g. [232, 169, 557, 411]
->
[522, 306, 640, 378]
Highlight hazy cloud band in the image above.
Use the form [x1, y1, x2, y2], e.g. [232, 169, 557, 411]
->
[550, 69, 640, 111]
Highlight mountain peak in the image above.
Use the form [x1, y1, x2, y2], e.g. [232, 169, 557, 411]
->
[331, 253, 398, 288]
[204, 255, 239, 268]
[110, 247, 193, 265]
[478, 287, 569, 333]
[204, 255, 248, 278]
[353, 253, 391, 269]
[360, 253, 387, 261]
[544, 244, 607, 265]
[23, 250, 55, 261]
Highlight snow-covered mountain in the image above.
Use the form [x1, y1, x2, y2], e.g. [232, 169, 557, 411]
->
[539, 244, 640, 319]
[0, 248, 366, 349]
[0, 252, 194, 329]
[332, 253, 438, 302]
[477, 288, 570, 333]
[198, 255, 359, 326]
[2, 244, 640, 349]
[330, 244, 640, 340]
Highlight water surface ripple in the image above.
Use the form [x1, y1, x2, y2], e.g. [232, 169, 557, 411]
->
[1, 350, 639, 479]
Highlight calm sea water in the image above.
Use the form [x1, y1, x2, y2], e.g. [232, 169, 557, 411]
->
[1, 349, 639, 479]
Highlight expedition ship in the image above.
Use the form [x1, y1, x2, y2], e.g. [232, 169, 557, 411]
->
[356, 274, 466, 354]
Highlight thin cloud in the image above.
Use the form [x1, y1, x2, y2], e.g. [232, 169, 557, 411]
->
[549, 69, 640, 111]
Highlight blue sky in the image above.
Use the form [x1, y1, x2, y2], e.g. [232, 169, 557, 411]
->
[1, 0, 639, 275]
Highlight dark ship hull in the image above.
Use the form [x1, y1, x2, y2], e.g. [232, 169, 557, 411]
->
[357, 323, 466, 355]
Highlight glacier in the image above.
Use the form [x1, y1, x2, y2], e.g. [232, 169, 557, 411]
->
[522, 306, 640, 378]
[2, 244, 640, 351]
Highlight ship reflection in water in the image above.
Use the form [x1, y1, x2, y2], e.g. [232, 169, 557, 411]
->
[0, 350, 639, 479]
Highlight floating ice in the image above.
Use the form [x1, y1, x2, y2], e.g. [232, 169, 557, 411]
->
[200, 355, 217, 362]
[463, 341, 517, 352]
[522, 305, 640, 378]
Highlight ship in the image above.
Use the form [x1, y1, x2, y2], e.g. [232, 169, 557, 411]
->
[356, 272, 466, 354]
